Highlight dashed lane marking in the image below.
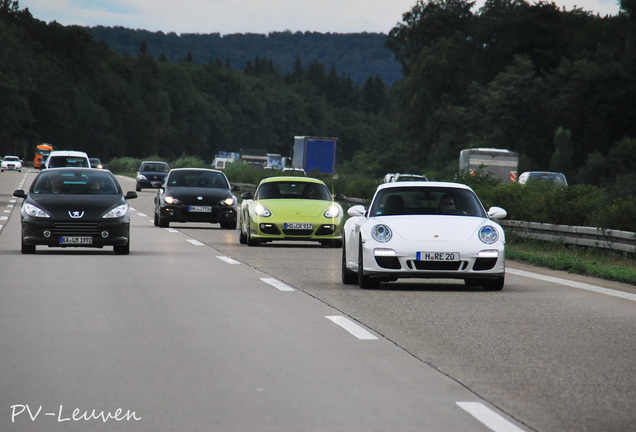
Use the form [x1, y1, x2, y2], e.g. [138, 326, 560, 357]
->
[217, 256, 241, 264]
[325, 315, 378, 340]
[260, 278, 295, 292]
[457, 402, 526, 432]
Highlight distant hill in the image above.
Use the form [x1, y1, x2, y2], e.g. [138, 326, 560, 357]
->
[87, 27, 403, 85]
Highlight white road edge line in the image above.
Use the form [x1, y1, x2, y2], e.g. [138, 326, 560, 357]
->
[187, 239, 204, 246]
[507, 268, 636, 302]
[217, 256, 241, 265]
[325, 315, 378, 340]
[457, 402, 525, 432]
[260, 278, 294, 291]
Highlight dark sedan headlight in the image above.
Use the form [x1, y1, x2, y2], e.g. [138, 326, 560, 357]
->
[103, 203, 129, 218]
[222, 197, 236, 206]
[23, 203, 50, 218]
[479, 225, 499, 244]
[164, 196, 179, 204]
[137, 174, 147, 181]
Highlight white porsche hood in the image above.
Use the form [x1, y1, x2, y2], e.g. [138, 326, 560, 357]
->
[373, 215, 497, 242]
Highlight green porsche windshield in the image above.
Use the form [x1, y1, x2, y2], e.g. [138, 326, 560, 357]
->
[256, 181, 332, 200]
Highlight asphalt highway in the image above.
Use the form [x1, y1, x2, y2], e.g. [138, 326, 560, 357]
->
[0, 170, 634, 432]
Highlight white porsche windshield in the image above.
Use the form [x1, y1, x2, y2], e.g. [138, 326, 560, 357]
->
[369, 187, 486, 217]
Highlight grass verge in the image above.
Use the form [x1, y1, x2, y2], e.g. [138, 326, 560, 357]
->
[505, 232, 636, 285]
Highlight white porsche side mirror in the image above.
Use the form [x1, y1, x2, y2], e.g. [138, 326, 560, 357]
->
[347, 205, 366, 217]
[488, 206, 507, 220]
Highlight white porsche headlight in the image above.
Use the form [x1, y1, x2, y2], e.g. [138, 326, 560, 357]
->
[479, 225, 499, 244]
[371, 224, 392, 243]
[324, 204, 340, 218]
[254, 203, 271, 217]
[103, 203, 129, 218]
[24, 203, 50, 218]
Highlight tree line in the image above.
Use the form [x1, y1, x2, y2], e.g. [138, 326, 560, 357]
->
[1, 0, 635, 201]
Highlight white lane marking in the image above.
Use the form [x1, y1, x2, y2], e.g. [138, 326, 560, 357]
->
[137, 212, 146, 217]
[457, 402, 525, 432]
[0, 216, 7, 221]
[217, 256, 241, 264]
[507, 268, 636, 302]
[166, 228, 179, 233]
[326, 316, 378, 340]
[10, 199, 16, 203]
[3, 210, 10, 213]
[7, 204, 14, 208]
[260, 278, 295, 292]
[187, 239, 204, 246]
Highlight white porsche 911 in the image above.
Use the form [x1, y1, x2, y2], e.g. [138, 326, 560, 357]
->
[342, 181, 507, 290]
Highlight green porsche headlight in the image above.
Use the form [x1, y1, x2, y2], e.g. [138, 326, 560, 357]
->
[254, 203, 271, 217]
[324, 204, 340, 218]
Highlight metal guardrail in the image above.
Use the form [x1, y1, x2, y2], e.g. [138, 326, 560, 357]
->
[500, 220, 636, 254]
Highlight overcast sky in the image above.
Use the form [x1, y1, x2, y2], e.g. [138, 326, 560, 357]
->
[17, 0, 622, 35]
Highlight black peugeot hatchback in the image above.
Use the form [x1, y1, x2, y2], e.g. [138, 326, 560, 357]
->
[13, 168, 137, 254]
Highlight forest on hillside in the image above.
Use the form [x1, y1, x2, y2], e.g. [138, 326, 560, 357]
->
[87, 27, 403, 85]
[1, 0, 635, 197]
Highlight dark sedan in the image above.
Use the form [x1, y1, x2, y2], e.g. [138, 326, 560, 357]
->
[13, 168, 137, 254]
[154, 168, 240, 229]
[136, 161, 170, 191]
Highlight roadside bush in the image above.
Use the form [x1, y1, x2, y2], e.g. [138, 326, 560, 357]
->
[332, 175, 379, 202]
[108, 157, 143, 173]
[590, 196, 636, 231]
[170, 155, 209, 168]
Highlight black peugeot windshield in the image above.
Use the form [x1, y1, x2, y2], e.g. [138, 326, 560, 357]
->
[369, 187, 486, 217]
[32, 171, 120, 195]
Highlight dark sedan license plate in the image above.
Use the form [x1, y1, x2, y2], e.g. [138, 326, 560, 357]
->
[189, 206, 212, 213]
[60, 236, 93, 245]
[284, 223, 313, 230]
[416, 252, 459, 261]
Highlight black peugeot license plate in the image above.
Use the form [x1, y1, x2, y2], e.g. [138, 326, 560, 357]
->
[60, 236, 93, 245]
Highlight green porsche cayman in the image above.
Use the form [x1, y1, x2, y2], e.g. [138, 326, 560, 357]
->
[239, 176, 347, 247]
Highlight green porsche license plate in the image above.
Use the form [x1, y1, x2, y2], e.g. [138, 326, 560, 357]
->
[284, 223, 313, 230]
